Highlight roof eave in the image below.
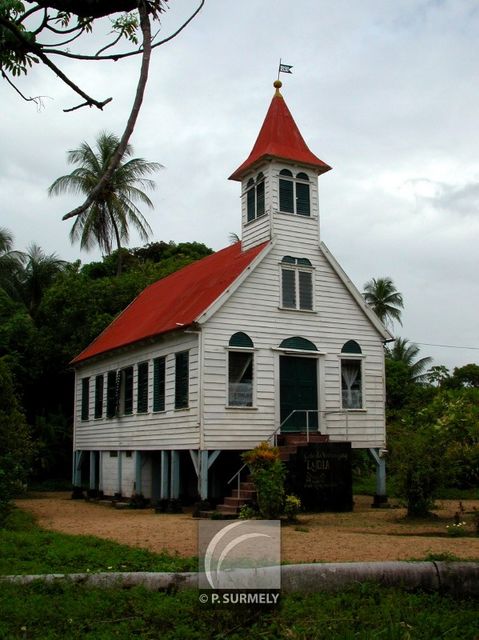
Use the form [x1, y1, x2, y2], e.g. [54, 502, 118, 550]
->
[229, 154, 332, 182]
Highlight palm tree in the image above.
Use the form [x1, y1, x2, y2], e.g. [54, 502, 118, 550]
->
[19, 244, 67, 318]
[49, 132, 161, 275]
[387, 338, 432, 383]
[363, 276, 404, 328]
[0, 227, 25, 299]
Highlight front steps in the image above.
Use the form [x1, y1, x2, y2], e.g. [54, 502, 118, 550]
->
[214, 432, 330, 517]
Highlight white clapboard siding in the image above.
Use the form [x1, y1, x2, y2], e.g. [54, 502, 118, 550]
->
[200, 233, 386, 450]
[74, 333, 200, 451]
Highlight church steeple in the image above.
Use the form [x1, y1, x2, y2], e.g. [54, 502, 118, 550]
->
[231, 81, 331, 252]
[229, 80, 331, 182]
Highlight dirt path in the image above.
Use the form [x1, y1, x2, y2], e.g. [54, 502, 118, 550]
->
[17, 493, 479, 563]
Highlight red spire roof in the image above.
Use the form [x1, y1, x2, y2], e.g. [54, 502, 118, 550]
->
[229, 81, 331, 181]
[72, 241, 268, 364]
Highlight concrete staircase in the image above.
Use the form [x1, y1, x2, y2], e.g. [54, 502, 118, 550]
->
[214, 432, 329, 517]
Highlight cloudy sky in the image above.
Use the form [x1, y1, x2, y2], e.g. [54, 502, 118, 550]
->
[2, 0, 479, 370]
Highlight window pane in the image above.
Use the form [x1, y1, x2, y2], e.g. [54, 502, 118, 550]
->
[296, 182, 310, 216]
[106, 371, 118, 418]
[229, 352, 253, 406]
[153, 356, 166, 412]
[123, 366, 133, 415]
[279, 178, 294, 212]
[299, 270, 313, 310]
[175, 351, 189, 409]
[137, 362, 149, 413]
[94, 375, 103, 418]
[282, 268, 296, 308]
[341, 359, 362, 409]
[256, 179, 265, 217]
[247, 184, 255, 222]
[81, 377, 89, 421]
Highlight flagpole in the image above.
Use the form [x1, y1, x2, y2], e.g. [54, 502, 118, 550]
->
[277, 58, 281, 81]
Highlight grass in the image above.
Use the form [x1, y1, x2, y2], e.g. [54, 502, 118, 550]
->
[0, 509, 197, 575]
[0, 581, 478, 639]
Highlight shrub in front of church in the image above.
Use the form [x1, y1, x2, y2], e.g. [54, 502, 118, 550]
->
[242, 442, 285, 519]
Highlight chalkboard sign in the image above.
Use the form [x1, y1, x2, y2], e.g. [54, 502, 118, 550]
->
[287, 443, 353, 511]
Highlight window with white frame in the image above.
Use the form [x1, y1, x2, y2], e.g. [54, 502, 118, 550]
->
[279, 169, 311, 216]
[281, 256, 313, 310]
[246, 172, 266, 222]
[228, 332, 254, 407]
[340, 341, 363, 409]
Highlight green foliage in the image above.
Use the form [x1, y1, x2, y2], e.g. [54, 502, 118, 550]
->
[445, 363, 479, 389]
[362, 276, 404, 327]
[0, 581, 478, 639]
[283, 495, 301, 522]
[238, 504, 258, 520]
[388, 418, 447, 517]
[0, 359, 33, 524]
[242, 443, 285, 519]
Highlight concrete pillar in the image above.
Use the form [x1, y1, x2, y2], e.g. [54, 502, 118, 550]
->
[199, 450, 209, 500]
[135, 451, 142, 495]
[89, 451, 97, 490]
[369, 448, 388, 507]
[117, 451, 122, 496]
[160, 451, 170, 500]
[170, 451, 180, 499]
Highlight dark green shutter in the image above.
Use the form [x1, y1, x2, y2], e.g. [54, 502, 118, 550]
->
[153, 357, 166, 412]
[279, 337, 318, 351]
[106, 371, 117, 418]
[175, 351, 189, 409]
[341, 340, 362, 354]
[282, 268, 296, 308]
[256, 179, 265, 217]
[123, 366, 133, 414]
[81, 377, 90, 421]
[94, 375, 103, 418]
[246, 180, 255, 222]
[137, 362, 149, 413]
[296, 182, 310, 216]
[279, 178, 294, 212]
[299, 270, 313, 310]
[229, 332, 254, 348]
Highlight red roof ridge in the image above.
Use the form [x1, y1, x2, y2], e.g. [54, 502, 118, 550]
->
[229, 83, 331, 181]
[71, 241, 269, 365]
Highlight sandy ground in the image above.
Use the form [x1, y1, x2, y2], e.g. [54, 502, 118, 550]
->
[17, 493, 479, 563]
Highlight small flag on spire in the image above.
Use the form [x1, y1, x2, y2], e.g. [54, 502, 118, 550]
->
[279, 63, 293, 75]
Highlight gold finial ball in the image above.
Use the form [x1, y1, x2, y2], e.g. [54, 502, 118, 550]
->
[273, 80, 282, 89]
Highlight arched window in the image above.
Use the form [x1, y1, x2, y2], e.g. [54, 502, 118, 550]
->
[341, 340, 362, 354]
[279, 337, 318, 351]
[228, 333, 254, 407]
[281, 256, 313, 310]
[245, 173, 266, 223]
[340, 341, 363, 409]
[279, 169, 311, 216]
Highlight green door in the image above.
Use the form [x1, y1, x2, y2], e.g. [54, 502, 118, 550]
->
[280, 356, 318, 432]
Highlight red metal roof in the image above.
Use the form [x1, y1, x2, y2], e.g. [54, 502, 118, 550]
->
[72, 241, 268, 364]
[229, 83, 332, 181]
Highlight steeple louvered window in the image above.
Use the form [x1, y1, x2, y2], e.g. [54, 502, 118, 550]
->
[281, 256, 314, 311]
[246, 172, 266, 222]
[279, 169, 311, 216]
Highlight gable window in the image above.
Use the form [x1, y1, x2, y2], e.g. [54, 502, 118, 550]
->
[341, 341, 363, 409]
[279, 169, 310, 216]
[228, 332, 254, 407]
[106, 370, 118, 418]
[81, 377, 90, 421]
[246, 172, 266, 222]
[137, 362, 149, 413]
[94, 374, 104, 419]
[175, 351, 189, 409]
[120, 366, 133, 415]
[281, 256, 313, 311]
[153, 356, 166, 412]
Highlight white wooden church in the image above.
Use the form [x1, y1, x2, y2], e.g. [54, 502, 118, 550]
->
[71, 80, 392, 507]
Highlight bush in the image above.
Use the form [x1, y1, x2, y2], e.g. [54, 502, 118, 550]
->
[242, 442, 286, 519]
[284, 495, 302, 522]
